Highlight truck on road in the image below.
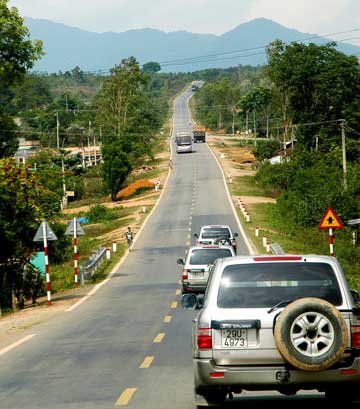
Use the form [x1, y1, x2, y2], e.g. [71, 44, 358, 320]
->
[193, 126, 206, 143]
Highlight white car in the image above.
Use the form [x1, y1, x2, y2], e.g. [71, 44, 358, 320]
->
[194, 225, 238, 254]
[177, 245, 235, 294]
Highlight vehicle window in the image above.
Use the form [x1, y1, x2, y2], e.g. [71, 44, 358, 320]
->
[189, 249, 233, 265]
[201, 228, 231, 239]
[217, 262, 342, 308]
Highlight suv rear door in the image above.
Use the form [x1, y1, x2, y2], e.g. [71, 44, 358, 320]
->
[210, 260, 345, 366]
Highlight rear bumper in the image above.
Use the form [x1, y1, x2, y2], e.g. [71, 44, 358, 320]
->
[194, 358, 360, 389]
[183, 282, 207, 293]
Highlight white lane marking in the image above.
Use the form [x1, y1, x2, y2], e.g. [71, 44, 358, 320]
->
[67, 105, 178, 312]
[206, 144, 255, 255]
[0, 334, 36, 357]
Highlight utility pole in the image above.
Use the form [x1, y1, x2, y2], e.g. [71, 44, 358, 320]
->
[55, 111, 60, 149]
[253, 110, 257, 147]
[341, 119, 347, 189]
[94, 133, 97, 166]
[88, 121, 92, 166]
[61, 159, 67, 209]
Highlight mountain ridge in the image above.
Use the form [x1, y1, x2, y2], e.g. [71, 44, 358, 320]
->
[24, 17, 360, 73]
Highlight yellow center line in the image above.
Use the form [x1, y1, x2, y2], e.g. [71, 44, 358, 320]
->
[187, 234, 191, 239]
[171, 301, 178, 309]
[176, 289, 181, 295]
[186, 241, 190, 246]
[153, 333, 165, 343]
[164, 315, 172, 323]
[115, 388, 137, 406]
[139, 356, 154, 369]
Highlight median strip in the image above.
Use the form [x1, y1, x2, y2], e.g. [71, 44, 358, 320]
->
[115, 388, 137, 406]
[139, 356, 154, 369]
[153, 333, 165, 343]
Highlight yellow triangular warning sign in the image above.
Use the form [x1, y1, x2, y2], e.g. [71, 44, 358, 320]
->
[319, 208, 343, 230]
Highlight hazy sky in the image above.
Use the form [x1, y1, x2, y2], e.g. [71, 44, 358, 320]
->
[8, 0, 360, 44]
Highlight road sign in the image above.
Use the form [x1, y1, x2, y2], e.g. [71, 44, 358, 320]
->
[65, 219, 85, 236]
[319, 208, 343, 230]
[33, 220, 58, 242]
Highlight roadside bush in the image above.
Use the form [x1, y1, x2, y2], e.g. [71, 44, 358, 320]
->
[87, 204, 117, 222]
[116, 179, 154, 200]
[253, 140, 281, 161]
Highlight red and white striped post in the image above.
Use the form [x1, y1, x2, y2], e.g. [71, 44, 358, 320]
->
[42, 222, 51, 305]
[73, 217, 78, 286]
[329, 228, 334, 256]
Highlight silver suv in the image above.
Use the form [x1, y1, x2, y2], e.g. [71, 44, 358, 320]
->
[183, 255, 360, 406]
[177, 245, 235, 294]
[194, 225, 238, 254]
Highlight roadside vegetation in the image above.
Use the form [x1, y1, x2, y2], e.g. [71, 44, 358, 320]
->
[193, 40, 360, 290]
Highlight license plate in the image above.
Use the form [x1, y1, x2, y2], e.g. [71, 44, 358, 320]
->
[221, 329, 248, 348]
[190, 270, 204, 277]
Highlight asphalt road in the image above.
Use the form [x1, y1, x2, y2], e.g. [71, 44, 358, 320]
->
[0, 88, 325, 409]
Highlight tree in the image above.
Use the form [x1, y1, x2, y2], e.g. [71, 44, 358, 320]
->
[95, 57, 161, 199]
[101, 143, 131, 201]
[143, 61, 161, 74]
[266, 41, 360, 149]
[0, 1, 43, 86]
[0, 0, 43, 158]
[0, 158, 61, 309]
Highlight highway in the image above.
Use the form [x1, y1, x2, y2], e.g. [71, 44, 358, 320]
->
[0, 88, 324, 409]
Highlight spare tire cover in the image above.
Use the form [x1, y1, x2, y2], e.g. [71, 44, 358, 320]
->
[214, 236, 232, 246]
[274, 297, 348, 371]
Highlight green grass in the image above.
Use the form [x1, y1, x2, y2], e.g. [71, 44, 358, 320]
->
[232, 176, 360, 291]
[230, 175, 267, 197]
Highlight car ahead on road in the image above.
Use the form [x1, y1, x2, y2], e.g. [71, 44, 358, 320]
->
[194, 225, 238, 254]
[183, 254, 360, 407]
[176, 132, 193, 153]
[177, 245, 235, 294]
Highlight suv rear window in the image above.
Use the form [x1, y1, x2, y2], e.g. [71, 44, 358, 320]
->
[201, 228, 231, 239]
[217, 262, 342, 308]
[190, 248, 233, 265]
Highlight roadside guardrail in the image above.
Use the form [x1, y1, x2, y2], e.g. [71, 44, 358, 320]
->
[270, 243, 285, 255]
[79, 246, 107, 284]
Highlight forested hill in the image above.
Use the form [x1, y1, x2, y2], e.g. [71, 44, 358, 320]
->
[25, 17, 360, 73]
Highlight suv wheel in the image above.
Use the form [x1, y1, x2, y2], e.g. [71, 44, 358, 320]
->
[274, 297, 348, 371]
[214, 236, 232, 246]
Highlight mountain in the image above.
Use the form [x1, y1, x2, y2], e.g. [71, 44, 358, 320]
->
[24, 17, 360, 73]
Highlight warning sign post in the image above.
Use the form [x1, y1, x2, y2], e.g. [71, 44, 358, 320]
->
[318, 208, 343, 256]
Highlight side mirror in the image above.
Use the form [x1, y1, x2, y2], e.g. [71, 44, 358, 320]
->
[181, 293, 204, 310]
[234, 233, 239, 238]
[193, 233, 198, 238]
[351, 289, 360, 305]
[177, 258, 185, 265]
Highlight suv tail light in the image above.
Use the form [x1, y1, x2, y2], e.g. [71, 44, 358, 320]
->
[197, 326, 212, 350]
[231, 239, 236, 247]
[182, 269, 189, 280]
[351, 325, 360, 348]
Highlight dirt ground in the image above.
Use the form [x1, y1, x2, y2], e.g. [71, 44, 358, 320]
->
[207, 134, 275, 205]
